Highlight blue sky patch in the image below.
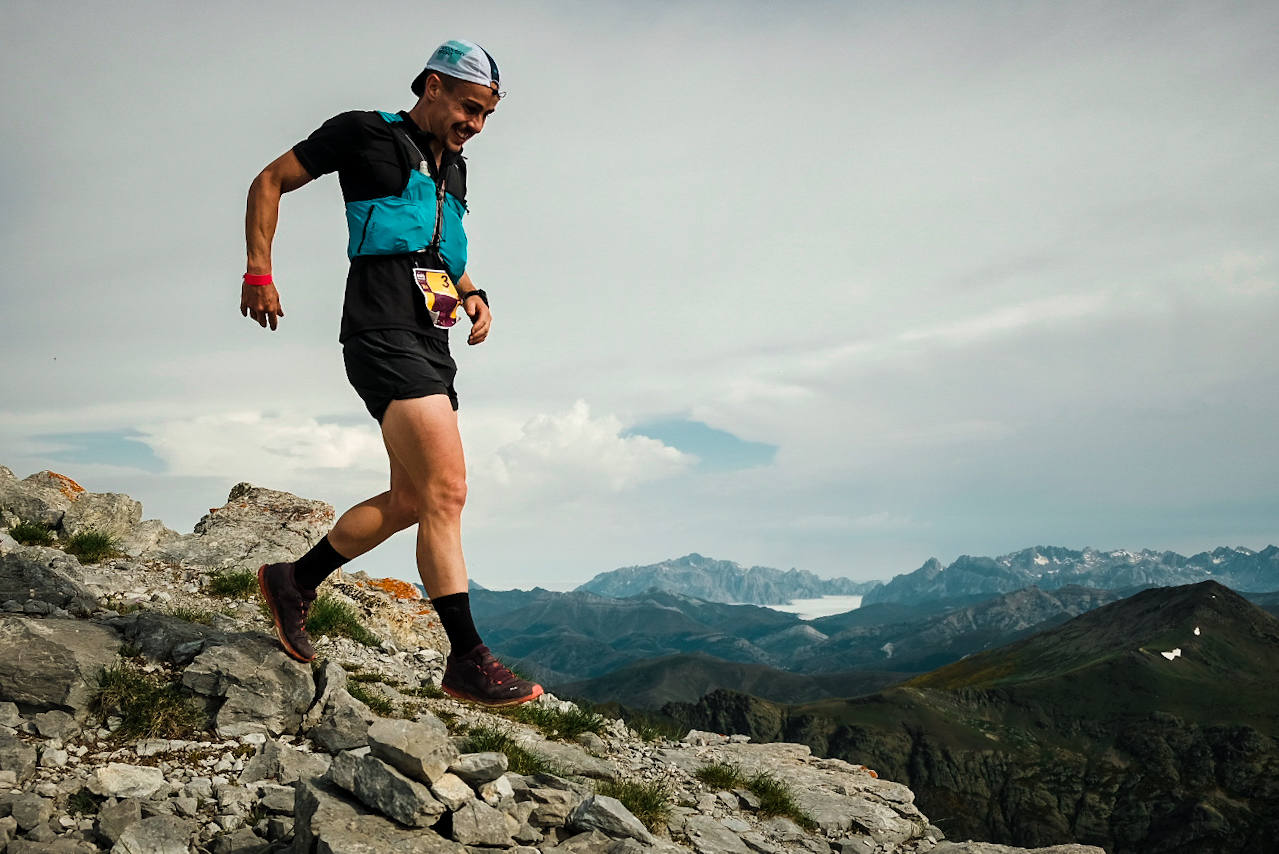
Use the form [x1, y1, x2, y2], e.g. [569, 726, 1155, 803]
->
[37, 430, 165, 473]
[625, 418, 777, 472]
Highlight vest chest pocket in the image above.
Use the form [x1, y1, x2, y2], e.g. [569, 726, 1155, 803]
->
[353, 197, 434, 256]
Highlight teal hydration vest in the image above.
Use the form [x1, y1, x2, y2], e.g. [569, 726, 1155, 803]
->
[344, 112, 468, 284]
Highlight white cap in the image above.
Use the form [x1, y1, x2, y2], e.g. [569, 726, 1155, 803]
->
[412, 39, 501, 96]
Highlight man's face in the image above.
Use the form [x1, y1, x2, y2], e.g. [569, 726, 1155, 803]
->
[426, 78, 500, 151]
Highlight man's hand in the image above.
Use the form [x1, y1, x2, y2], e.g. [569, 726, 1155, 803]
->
[241, 281, 285, 331]
[465, 295, 490, 345]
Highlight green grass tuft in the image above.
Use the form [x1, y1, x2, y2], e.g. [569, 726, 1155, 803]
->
[167, 606, 217, 626]
[91, 663, 204, 741]
[694, 761, 744, 790]
[746, 771, 817, 830]
[347, 671, 391, 684]
[403, 682, 446, 700]
[502, 701, 607, 741]
[208, 569, 259, 599]
[462, 724, 559, 775]
[693, 762, 815, 829]
[596, 778, 671, 831]
[64, 530, 120, 563]
[627, 713, 684, 743]
[346, 681, 394, 716]
[66, 789, 102, 816]
[9, 521, 55, 546]
[306, 595, 381, 647]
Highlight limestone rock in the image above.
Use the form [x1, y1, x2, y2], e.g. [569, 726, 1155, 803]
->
[96, 798, 143, 845]
[293, 777, 465, 854]
[682, 814, 752, 854]
[181, 635, 315, 737]
[567, 794, 655, 844]
[513, 733, 617, 781]
[351, 753, 445, 827]
[302, 660, 348, 731]
[88, 764, 167, 799]
[367, 718, 458, 785]
[0, 471, 82, 529]
[448, 751, 508, 786]
[310, 689, 375, 753]
[110, 814, 194, 854]
[116, 520, 181, 559]
[0, 616, 121, 714]
[0, 551, 97, 616]
[239, 739, 330, 785]
[60, 492, 142, 538]
[208, 827, 267, 854]
[109, 612, 226, 665]
[32, 710, 78, 740]
[430, 772, 476, 811]
[7, 793, 53, 831]
[157, 483, 333, 573]
[450, 798, 514, 846]
[0, 733, 36, 783]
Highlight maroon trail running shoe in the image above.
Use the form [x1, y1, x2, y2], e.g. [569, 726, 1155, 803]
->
[258, 563, 318, 663]
[442, 644, 544, 707]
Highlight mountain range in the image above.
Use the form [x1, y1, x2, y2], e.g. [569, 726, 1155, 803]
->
[574, 552, 880, 604]
[661, 581, 1279, 854]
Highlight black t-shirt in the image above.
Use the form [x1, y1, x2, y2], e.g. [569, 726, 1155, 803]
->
[293, 110, 467, 342]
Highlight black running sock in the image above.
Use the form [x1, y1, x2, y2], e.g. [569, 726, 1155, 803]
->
[292, 536, 348, 591]
[431, 592, 483, 656]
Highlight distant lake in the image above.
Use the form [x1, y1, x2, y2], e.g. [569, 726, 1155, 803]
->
[760, 595, 863, 620]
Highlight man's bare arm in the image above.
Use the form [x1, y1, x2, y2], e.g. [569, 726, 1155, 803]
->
[241, 151, 313, 330]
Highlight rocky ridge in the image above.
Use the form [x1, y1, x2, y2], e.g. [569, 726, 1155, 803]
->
[0, 465, 1102, 854]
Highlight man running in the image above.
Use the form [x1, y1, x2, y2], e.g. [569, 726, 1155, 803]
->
[241, 39, 543, 707]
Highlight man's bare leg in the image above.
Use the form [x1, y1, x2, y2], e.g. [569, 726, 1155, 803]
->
[378, 395, 469, 598]
[325, 437, 419, 562]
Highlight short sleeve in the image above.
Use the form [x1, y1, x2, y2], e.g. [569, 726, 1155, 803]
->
[292, 111, 370, 179]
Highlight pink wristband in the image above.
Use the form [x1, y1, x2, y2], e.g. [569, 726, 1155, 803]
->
[243, 273, 273, 286]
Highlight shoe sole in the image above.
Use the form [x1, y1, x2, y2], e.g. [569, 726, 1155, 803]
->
[441, 683, 544, 708]
[258, 564, 315, 664]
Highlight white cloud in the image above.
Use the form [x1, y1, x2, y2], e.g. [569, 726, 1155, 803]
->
[476, 401, 693, 498]
[138, 412, 385, 480]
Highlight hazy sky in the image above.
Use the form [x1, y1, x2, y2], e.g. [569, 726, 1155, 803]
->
[2, 1, 1276, 590]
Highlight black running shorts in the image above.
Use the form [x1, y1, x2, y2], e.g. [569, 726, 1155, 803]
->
[342, 329, 459, 422]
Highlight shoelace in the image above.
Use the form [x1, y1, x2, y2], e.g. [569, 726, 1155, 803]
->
[477, 650, 518, 686]
[298, 592, 317, 632]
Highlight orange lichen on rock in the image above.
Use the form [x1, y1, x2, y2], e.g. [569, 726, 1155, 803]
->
[364, 577, 422, 601]
[43, 471, 85, 500]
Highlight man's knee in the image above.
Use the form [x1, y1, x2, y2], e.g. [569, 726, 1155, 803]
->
[419, 474, 467, 518]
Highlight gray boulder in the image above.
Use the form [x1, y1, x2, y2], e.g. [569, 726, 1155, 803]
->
[0, 616, 121, 715]
[293, 777, 465, 853]
[567, 795, 655, 844]
[96, 798, 143, 845]
[367, 718, 459, 785]
[302, 660, 348, 731]
[449, 799, 513, 846]
[110, 815, 195, 854]
[157, 483, 333, 573]
[351, 753, 446, 827]
[429, 772, 475, 811]
[0, 470, 81, 529]
[0, 732, 36, 783]
[88, 764, 167, 799]
[7, 793, 53, 831]
[59, 492, 142, 538]
[32, 709, 78, 740]
[0, 549, 97, 615]
[108, 612, 227, 665]
[181, 634, 315, 737]
[448, 751, 508, 786]
[208, 828, 267, 854]
[681, 814, 752, 854]
[928, 845, 1107, 854]
[310, 689, 375, 753]
[239, 739, 330, 785]
[116, 520, 182, 559]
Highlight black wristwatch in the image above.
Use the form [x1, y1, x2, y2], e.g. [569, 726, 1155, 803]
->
[461, 289, 489, 307]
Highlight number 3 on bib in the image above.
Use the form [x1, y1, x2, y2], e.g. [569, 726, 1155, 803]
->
[412, 268, 460, 329]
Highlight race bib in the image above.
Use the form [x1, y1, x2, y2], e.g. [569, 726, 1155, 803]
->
[413, 267, 460, 329]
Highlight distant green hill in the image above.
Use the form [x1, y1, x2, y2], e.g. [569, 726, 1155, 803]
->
[662, 581, 1279, 854]
[554, 652, 908, 707]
